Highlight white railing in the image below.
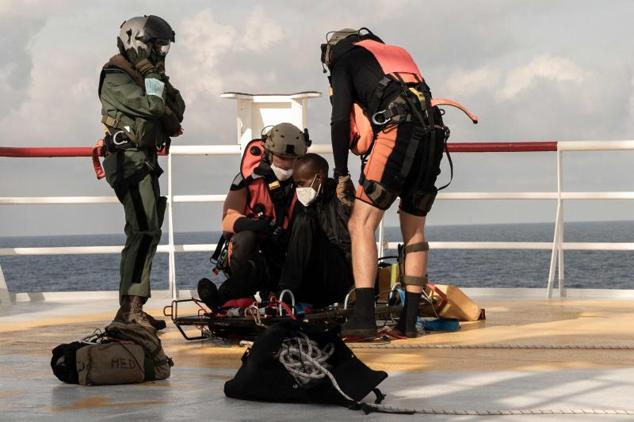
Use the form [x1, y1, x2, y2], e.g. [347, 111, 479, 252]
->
[2, 140, 634, 304]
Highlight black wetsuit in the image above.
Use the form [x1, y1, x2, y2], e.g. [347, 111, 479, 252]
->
[329, 45, 445, 216]
[330, 47, 401, 175]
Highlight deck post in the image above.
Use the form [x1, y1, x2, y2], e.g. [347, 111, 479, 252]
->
[556, 149, 566, 297]
[0, 264, 10, 306]
[167, 152, 177, 300]
[547, 203, 560, 298]
[547, 147, 563, 298]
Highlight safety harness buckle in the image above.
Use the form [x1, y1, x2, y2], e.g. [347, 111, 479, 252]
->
[112, 130, 130, 146]
[371, 110, 392, 126]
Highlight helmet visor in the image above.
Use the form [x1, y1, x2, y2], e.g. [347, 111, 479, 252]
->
[154, 39, 171, 56]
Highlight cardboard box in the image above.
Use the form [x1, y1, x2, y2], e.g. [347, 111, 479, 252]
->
[425, 283, 484, 321]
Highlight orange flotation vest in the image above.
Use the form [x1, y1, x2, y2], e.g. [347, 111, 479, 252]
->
[348, 39, 478, 156]
[240, 139, 296, 229]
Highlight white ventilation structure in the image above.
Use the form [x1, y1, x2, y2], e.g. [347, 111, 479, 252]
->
[220, 91, 321, 150]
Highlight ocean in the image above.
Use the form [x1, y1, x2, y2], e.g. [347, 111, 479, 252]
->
[1, 221, 633, 293]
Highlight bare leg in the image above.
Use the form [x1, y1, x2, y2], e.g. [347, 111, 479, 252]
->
[348, 200, 385, 289]
[341, 199, 385, 338]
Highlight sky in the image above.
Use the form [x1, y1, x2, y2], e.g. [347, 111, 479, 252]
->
[2, 0, 634, 237]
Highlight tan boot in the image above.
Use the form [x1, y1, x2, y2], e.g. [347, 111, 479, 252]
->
[114, 295, 156, 333]
[143, 310, 166, 331]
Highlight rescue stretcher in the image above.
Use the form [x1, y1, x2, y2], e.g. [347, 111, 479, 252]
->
[163, 285, 460, 341]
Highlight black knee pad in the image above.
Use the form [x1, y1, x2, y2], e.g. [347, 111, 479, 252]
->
[362, 179, 398, 210]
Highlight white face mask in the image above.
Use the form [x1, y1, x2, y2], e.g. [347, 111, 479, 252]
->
[271, 164, 293, 181]
[296, 175, 320, 207]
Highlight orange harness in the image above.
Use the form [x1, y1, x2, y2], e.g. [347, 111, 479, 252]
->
[348, 39, 478, 156]
[240, 139, 296, 230]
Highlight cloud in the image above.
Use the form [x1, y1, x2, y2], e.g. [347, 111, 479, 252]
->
[240, 6, 285, 52]
[444, 66, 501, 97]
[167, 7, 287, 144]
[171, 9, 237, 102]
[172, 6, 286, 99]
[497, 54, 588, 100]
[0, 15, 47, 117]
[3, 1, 634, 236]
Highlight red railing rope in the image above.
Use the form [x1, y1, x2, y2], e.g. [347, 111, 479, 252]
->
[0, 141, 559, 158]
[448, 142, 558, 152]
[0, 146, 169, 157]
[0, 147, 95, 157]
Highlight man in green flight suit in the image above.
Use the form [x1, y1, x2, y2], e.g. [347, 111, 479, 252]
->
[98, 15, 185, 332]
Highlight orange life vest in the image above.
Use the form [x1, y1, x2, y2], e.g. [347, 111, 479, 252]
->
[240, 139, 296, 229]
[348, 39, 478, 156]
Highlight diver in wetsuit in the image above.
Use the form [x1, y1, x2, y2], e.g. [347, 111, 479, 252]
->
[321, 28, 447, 338]
[198, 123, 309, 308]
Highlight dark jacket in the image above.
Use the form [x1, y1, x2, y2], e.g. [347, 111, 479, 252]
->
[313, 178, 352, 262]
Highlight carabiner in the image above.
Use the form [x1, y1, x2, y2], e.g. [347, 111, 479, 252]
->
[371, 110, 391, 126]
[112, 130, 128, 146]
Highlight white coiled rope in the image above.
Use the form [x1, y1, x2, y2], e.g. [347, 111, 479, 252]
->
[276, 333, 355, 402]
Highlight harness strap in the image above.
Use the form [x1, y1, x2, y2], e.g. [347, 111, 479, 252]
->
[422, 88, 437, 188]
[264, 172, 293, 227]
[399, 241, 430, 287]
[101, 115, 138, 143]
[367, 76, 392, 117]
[398, 84, 455, 193]
[437, 132, 454, 191]
[401, 274, 429, 287]
[397, 125, 425, 187]
[92, 139, 106, 180]
[211, 235, 227, 262]
[404, 241, 429, 254]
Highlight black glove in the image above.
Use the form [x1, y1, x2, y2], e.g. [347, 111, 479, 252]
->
[265, 219, 286, 242]
[126, 44, 157, 77]
[233, 217, 285, 242]
[161, 105, 182, 137]
[233, 217, 268, 233]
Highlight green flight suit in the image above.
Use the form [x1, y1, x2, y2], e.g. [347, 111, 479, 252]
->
[98, 55, 185, 301]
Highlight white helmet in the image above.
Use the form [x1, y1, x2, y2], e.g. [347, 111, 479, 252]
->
[117, 15, 175, 57]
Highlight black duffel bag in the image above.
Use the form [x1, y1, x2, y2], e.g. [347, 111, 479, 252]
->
[224, 320, 399, 413]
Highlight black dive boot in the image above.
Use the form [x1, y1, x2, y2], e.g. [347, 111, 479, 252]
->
[393, 291, 422, 338]
[197, 278, 221, 310]
[340, 288, 377, 340]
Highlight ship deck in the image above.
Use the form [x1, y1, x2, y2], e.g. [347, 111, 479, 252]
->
[2, 289, 634, 421]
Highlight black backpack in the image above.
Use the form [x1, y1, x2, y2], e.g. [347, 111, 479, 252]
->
[224, 320, 396, 413]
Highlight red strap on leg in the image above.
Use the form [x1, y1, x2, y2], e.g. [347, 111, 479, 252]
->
[92, 139, 106, 180]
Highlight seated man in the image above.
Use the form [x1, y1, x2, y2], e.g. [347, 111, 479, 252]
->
[198, 123, 309, 308]
[277, 153, 354, 308]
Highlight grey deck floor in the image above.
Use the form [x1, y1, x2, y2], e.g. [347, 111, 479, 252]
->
[2, 292, 634, 421]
